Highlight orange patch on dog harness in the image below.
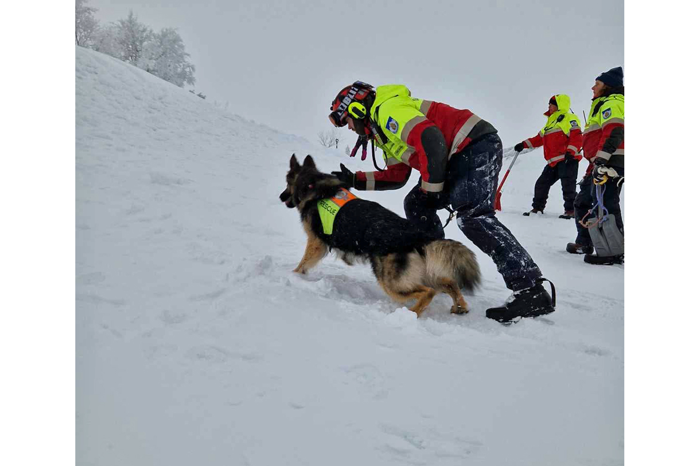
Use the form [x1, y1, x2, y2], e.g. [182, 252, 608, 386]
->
[318, 188, 358, 235]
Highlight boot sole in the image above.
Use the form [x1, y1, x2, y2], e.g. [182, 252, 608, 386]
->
[584, 255, 623, 265]
[486, 306, 555, 323]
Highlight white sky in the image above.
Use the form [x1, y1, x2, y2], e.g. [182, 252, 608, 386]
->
[87, 0, 623, 146]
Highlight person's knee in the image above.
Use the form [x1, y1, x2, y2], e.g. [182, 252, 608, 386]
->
[535, 177, 549, 190]
[456, 208, 494, 231]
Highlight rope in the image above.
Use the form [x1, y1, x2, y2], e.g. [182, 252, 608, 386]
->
[371, 138, 386, 171]
[579, 181, 608, 229]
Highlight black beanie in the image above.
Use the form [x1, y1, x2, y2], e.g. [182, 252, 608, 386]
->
[596, 67, 624, 88]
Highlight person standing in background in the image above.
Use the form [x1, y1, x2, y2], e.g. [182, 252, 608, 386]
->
[515, 94, 582, 219]
[566, 67, 624, 265]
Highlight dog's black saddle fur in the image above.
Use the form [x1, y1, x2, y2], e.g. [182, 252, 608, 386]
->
[308, 197, 438, 257]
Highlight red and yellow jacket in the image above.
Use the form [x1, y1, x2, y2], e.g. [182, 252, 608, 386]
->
[520, 94, 582, 167]
[353, 84, 497, 192]
[582, 93, 624, 175]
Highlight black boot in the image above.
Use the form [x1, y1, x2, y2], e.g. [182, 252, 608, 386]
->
[486, 279, 556, 323]
[559, 211, 575, 219]
[523, 209, 543, 216]
[566, 242, 594, 255]
[584, 254, 624, 265]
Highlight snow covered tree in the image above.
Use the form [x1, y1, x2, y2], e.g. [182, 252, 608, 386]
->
[92, 24, 121, 58]
[81, 9, 197, 89]
[75, 0, 99, 47]
[114, 11, 152, 65]
[139, 28, 196, 87]
[318, 129, 342, 148]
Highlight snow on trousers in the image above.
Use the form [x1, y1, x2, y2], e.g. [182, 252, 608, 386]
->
[532, 159, 579, 211]
[574, 170, 625, 247]
[404, 133, 543, 291]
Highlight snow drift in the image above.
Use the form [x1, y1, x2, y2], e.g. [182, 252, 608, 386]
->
[76, 46, 623, 466]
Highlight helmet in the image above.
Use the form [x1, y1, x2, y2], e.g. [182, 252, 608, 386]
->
[329, 81, 375, 128]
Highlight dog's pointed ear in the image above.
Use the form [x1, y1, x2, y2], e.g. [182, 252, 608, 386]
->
[290, 154, 300, 172]
[302, 155, 316, 169]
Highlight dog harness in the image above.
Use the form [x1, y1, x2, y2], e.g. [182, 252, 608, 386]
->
[317, 188, 358, 235]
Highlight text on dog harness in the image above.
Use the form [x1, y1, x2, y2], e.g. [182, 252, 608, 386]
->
[317, 188, 358, 235]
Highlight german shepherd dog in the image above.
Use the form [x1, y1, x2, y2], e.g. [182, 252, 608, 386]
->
[279, 154, 481, 317]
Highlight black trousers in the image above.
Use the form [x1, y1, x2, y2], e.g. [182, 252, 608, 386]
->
[403, 134, 543, 291]
[574, 169, 624, 247]
[532, 160, 579, 212]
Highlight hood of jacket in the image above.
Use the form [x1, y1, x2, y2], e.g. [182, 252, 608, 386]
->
[371, 84, 412, 114]
[544, 94, 571, 116]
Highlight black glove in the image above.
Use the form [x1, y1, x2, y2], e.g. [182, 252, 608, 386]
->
[420, 190, 449, 211]
[565, 152, 576, 163]
[514, 142, 524, 153]
[331, 163, 355, 187]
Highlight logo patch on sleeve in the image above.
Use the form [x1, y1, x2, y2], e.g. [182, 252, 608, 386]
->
[386, 117, 399, 134]
[602, 108, 612, 119]
[570, 120, 579, 127]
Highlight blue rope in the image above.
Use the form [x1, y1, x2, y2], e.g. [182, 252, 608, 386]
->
[594, 183, 609, 222]
[580, 180, 609, 229]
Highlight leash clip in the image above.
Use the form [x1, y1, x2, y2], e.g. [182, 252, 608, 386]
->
[442, 206, 457, 228]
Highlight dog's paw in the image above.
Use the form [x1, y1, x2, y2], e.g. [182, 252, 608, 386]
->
[451, 304, 469, 315]
[293, 267, 307, 275]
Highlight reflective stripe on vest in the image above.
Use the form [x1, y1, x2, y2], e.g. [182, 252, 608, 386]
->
[584, 123, 601, 134]
[602, 117, 624, 127]
[449, 114, 482, 156]
[317, 188, 358, 235]
[422, 180, 444, 192]
[401, 147, 414, 164]
[594, 148, 624, 162]
[401, 116, 428, 142]
[542, 127, 564, 136]
[549, 154, 566, 163]
[365, 172, 375, 190]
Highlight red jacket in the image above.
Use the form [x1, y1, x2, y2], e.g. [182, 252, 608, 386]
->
[582, 93, 624, 175]
[521, 95, 582, 168]
[354, 91, 497, 191]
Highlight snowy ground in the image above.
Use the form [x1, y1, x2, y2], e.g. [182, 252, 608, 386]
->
[76, 47, 623, 466]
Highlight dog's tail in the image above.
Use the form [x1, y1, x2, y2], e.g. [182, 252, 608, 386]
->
[424, 239, 481, 293]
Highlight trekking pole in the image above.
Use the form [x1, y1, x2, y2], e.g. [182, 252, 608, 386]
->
[582, 110, 587, 126]
[494, 150, 521, 211]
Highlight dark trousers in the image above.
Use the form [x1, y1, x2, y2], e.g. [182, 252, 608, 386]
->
[404, 133, 543, 291]
[532, 160, 579, 212]
[574, 169, 625, 247]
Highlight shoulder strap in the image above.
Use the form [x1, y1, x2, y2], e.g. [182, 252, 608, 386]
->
[370, 105, 389, 144]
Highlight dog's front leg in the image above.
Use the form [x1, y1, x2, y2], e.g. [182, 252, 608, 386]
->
[293, 233, 328, 274]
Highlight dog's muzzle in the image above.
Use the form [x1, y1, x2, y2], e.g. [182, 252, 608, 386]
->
[279, 189, 295, 208]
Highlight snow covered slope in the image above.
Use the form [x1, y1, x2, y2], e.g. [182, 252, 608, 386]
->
[76, 46, 623, 466]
